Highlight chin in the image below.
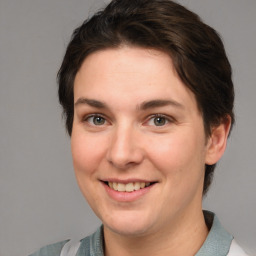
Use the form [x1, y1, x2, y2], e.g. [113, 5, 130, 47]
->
[105, 222, 152, 237]
[102, 210, 156, 237]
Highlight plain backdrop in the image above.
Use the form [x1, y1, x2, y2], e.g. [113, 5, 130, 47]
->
[0, 0, 255, 255]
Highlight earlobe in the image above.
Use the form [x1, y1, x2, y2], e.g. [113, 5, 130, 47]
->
[205, 116, 232, 165]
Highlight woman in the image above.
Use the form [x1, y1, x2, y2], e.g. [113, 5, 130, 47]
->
[30, 0, 249, 255]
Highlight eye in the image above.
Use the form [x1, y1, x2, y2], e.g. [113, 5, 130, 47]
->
[147, 115, 170, 127]
[153, 116, 167, 126]
[85, 115, 107, 126]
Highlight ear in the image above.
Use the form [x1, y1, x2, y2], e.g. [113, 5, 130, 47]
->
[205, 116, 232, 165]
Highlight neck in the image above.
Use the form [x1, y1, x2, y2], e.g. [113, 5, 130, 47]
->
[103, 209, 208, 256]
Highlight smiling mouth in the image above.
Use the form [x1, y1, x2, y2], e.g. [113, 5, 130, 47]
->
[104, 181, 155, 192]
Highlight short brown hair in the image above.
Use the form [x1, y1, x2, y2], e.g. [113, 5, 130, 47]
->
[58, 0, 234, 195]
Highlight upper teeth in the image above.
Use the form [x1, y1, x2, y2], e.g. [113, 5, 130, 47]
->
[108, 182, 151, 192]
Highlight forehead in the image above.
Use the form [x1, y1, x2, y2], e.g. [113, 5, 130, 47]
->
[78, 46, 174, 76]
[74, 46, 199, 113]
[76, 46, 176, 83]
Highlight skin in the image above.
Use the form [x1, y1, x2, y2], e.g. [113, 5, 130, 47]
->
[71, 46, 231, 256]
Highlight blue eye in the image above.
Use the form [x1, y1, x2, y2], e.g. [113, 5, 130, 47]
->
[148, 115, 169, 126]
[86, 115, 106, 126]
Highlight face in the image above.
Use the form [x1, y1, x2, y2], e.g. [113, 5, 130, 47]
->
[71, 46, 211, 237]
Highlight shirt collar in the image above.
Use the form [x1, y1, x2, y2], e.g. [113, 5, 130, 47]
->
[196, 210, 233, 256]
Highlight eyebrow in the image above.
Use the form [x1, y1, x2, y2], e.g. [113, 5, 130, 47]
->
[139, 99, 184, 110]
[74, 97, 184, 110]
[74, 98, 107, 109]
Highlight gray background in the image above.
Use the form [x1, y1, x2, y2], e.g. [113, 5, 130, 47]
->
[0, 0, 255, 255]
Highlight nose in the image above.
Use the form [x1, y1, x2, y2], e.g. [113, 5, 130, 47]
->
[106, 124, 144, 169]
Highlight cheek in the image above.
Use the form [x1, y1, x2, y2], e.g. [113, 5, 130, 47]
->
[147, 133, 206, 211]
[71, 130, 106, 174]
[146, 130, 206, 181]
[147, 134, 192, 165]
[71, 131, 106, 204]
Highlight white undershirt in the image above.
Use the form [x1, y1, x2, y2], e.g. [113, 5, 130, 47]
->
[228, 240, 249, 256]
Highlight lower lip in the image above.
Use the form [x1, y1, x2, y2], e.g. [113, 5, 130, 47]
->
[102, 182, 155, 202]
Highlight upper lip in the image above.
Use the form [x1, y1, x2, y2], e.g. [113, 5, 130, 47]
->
[100, 178, 157, 184]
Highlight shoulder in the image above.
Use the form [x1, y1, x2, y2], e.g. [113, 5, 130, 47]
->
[28, 240, 69, 256]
